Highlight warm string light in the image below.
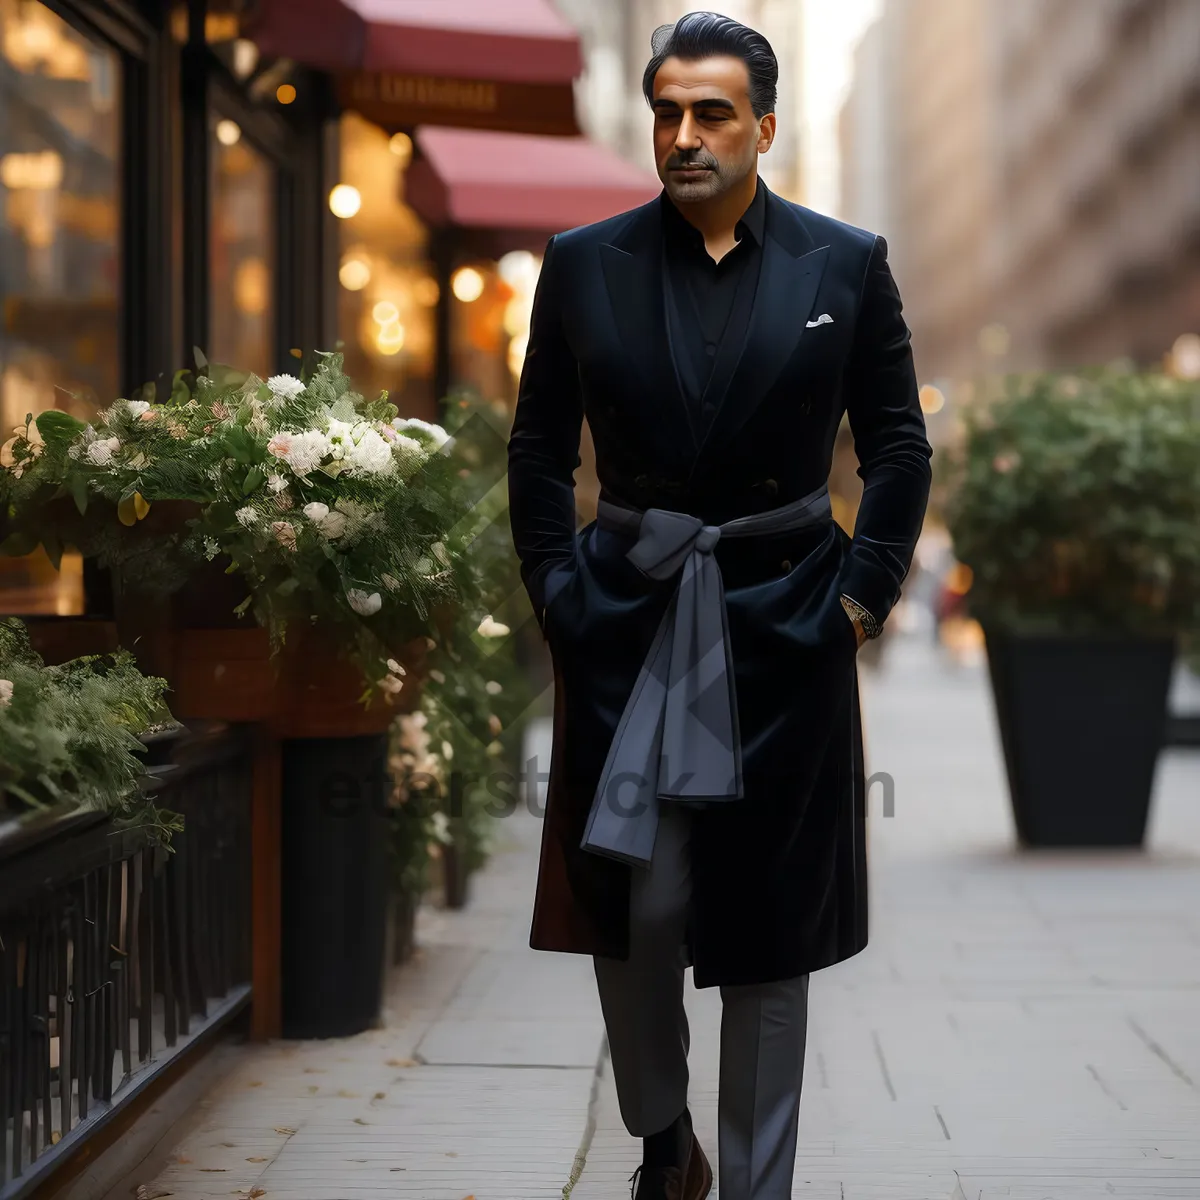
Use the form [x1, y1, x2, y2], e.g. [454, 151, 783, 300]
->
[329, 184, 362, 219]
[451, 267, 485, 303]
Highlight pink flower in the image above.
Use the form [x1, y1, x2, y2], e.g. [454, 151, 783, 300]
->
[993, 453, 1020, 474]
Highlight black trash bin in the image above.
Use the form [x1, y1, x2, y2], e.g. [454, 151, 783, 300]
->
[281, 733, 391, 1038]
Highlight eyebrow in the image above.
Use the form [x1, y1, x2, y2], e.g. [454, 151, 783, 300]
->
[652, 96, 736, 113]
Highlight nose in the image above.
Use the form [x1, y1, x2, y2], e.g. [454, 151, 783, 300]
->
[675, 110, 702, 150]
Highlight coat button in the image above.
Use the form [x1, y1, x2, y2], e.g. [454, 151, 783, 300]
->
[763, 478, 778, 495]
[780, 559, 792, 572]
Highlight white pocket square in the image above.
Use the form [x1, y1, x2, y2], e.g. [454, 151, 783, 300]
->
[806, 313, 834, 328]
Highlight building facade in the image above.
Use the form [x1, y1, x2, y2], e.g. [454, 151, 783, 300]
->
[839, 0, 996, 389]
[989, 0, 1200, 369]
[840, 0, 1200, 381]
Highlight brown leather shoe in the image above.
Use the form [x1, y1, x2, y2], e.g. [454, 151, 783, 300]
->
[628, 1131, 713, 1200]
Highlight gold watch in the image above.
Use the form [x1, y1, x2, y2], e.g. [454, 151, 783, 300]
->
[839, 593, 881, 640]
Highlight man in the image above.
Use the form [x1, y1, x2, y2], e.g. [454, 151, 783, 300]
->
[507, 12, 932, 1199]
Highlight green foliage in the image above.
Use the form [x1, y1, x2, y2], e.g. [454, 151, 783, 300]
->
[386, 388, 542, 898]
[944, 368, 1200, 635]
[0, 619, 181, 845]
[0, 354, 474, 690]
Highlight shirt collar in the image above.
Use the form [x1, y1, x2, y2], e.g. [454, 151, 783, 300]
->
[661, 174, 767, 252]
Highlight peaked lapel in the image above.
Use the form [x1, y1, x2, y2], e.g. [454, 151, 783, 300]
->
[600, 199, 698, 452]
[688, 190, 830, 487]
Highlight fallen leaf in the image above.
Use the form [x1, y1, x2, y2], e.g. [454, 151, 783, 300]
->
[373, 1092, 387, 1100]
[246, 1081, 263, 1088]
[385, 1058, 416, 1068]
[336, 1089, 359, 1098]
[306, 1085, 319, 1094]
[353, 1117, 369, 1126]
[273, 1127, 297, 1136]
[302, 1067, 325, 1074]
[136, 1187, 173, 1200]
[198, 1167, 228, 1172]
[445, 1150, 458, 1157]
[175, 1156, 191, 1164]
[246, 1157, 269, 1163]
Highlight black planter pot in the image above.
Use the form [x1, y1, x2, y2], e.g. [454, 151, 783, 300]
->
[281, 734, 391, 1038]
[442, 841, 470, 910]
[983, 628, 1176, 848]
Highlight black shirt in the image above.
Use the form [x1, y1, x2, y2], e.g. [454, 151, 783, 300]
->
[661, 177, 766, 440]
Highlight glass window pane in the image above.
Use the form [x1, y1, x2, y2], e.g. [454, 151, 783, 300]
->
[209, 117, 275, 377]
[0, 0, 121, 614]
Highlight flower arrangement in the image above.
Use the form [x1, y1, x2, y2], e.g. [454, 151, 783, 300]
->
[0, 352, 470, 693]
[943, 366, 1200, 636]
[0, 618, 180, 843]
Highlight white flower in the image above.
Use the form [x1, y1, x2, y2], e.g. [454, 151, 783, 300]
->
[268, 429, 329, 477]
[428, 669, 446, 684]
[377, 673, 405, 696]
[386, 658, 406, 676]
[266, 374, 305, 401]
[485, 680, 503, 695]
[441, 740, 454, 761]
[325, 418, 354, 460]
[477, 615, 510, 637]
[235, 506, 259, 528]
[392, 417, 450, 449]
[346, 588, 382, 616]
[267, 473, 288, 493]
[346, 427, 396, 476]
[0, 679, 13, 707]
[126, 399, 151, 417]
[288, 430, 331, 475]
[303, 501, 329, 523]
[85, 437, 121, 466]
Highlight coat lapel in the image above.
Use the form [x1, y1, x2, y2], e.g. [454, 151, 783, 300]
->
[688, 193, 830, 487]
[600, 199, 698, 451]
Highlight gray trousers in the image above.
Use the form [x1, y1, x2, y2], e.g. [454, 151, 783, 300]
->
[593, 800, 809, 1200]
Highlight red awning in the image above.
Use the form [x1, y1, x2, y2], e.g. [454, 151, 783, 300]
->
[405, 127, 662, 234]
[248, 0, 583, 84]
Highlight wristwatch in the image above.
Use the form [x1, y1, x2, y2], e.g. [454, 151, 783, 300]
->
[839, 593, 882, 640]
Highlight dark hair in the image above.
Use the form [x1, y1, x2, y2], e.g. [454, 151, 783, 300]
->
[642, 11, 778, 119]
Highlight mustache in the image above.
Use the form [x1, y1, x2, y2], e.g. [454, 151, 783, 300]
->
[666, 150, 719, 171]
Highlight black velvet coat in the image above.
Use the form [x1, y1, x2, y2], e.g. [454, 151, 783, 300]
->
[507, 184, 932, 988]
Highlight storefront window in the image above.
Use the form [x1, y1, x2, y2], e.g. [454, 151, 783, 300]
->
[0, 0, 120, 613]
[336, 113, 437, 421]
[209, 114, 275, 376]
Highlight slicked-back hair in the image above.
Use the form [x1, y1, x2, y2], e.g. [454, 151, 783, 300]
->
[642, 11, 778, 119]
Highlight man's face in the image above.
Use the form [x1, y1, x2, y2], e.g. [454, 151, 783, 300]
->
[651, 55, 775, 204]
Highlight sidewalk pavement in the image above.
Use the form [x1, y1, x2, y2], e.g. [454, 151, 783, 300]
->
[117, 634, 1200, 1200]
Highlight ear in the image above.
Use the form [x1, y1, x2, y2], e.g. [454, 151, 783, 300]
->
[757, 112, 777, 154]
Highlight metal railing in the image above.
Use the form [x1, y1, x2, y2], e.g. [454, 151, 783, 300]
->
[0, 723, 253, 1198]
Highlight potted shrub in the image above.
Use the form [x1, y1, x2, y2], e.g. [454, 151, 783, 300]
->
[945, 367, 1200, 847]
